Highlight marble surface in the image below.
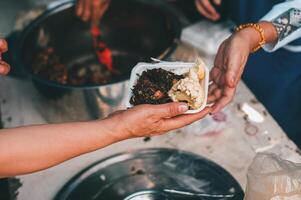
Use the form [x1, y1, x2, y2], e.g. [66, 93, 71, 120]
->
[1, 75, 301, 200]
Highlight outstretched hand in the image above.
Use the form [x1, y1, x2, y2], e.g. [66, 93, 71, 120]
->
[106, 103, 212, 140]
[0, 39, 10, 75]
[208, 22, 279, 113]
[208, 33, 251, 113]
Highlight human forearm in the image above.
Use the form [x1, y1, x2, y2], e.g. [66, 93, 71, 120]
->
[0, 103, 211, 177]
[261, 0, 301, 52]
[235, 21, 278, 52]
[0, 120, 120, 177]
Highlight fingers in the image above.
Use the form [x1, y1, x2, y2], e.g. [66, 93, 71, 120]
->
[212, 86, 236, 113]
[0, 61, 10, 75]
[0, 39, 8, 53]
[224, 52, 249, 88]
[99, 0, 110, 19]
[154, 102, 189, 118]
[77, 0, 110, 23]
[82, 0, 92, 22]
[200, 0, 219, 16]
[209, 42, 226, 104]
[76, 0, 84, 17]
[224, 55, 241, 88]
[91, 0, 110, 25]
[163, 107, 212, 131]
[210, 67, 222, 84]
[195, 0, 213, 20]
[208, 84, 222, 103]
[195, 0, 220, 21]
[208, 84, 218, 102]
[91, 0, 102, 25]
[212, 41, 226, 74]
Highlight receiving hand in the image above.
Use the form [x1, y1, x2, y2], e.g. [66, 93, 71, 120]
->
[208, 21, 278, 113]
[0, 39, 10, 76]
[195, 0, 222, 21]
[106, 103, 212, 140]
[76, 0, 110, 24]
[208, 32, 251, 113]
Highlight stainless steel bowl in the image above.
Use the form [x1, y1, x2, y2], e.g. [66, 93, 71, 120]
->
[55, 148, 244, 200]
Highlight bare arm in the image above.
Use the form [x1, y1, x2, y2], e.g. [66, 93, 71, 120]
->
[0, 120, 118, 177]
[0, 103, 211, 177]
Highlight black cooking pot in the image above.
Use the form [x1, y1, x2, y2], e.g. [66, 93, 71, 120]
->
[14, 0, 183, 88]
[7, 0, 186, 122]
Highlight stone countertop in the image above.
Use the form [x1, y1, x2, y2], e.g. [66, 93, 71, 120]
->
[0, 21, 301, 200]
[1, 69, 300, 200]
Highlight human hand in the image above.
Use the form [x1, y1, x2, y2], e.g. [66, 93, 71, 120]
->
[0, 39, 10, 76]
[208, 32, 252, 113]
[76, 0, 110, 24]
[106, 103, 212, 140]
[208, 22, 278, 114]
[195, 0, 222, 21]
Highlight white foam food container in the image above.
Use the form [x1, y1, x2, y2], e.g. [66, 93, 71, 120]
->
[126, 60, 210, 114]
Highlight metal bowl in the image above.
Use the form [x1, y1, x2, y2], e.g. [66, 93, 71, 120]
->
[55, 148, 244, 200]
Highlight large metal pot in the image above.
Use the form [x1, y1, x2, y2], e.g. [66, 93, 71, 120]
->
[8, 0, 186, 122]
[55, 148, 244, 200]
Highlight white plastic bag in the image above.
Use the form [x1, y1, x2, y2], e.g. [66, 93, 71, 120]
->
[244, 153, 301, 200]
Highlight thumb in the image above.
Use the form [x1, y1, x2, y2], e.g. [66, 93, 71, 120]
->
[156, 102, 189, 118]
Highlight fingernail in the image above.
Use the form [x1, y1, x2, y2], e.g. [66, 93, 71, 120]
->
[178, 104, 188, 113]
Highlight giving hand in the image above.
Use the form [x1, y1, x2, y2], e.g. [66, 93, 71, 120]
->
[106, 103, 212, 140]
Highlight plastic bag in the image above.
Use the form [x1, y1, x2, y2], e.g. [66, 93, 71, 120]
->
[244, 153, 301, 200]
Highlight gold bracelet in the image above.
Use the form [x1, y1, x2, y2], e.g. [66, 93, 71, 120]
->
[235, 23, 266, 53]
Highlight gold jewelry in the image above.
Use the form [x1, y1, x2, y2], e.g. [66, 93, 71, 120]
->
[235, 23, 266, 53]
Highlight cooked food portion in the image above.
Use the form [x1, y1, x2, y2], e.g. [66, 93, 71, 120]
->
[32, 47, 68, 84]
[31, 47, 113, 85]
[130, 68, 184, 105]
[130, 59, 206, 110]
[168, 60, 206, 109]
